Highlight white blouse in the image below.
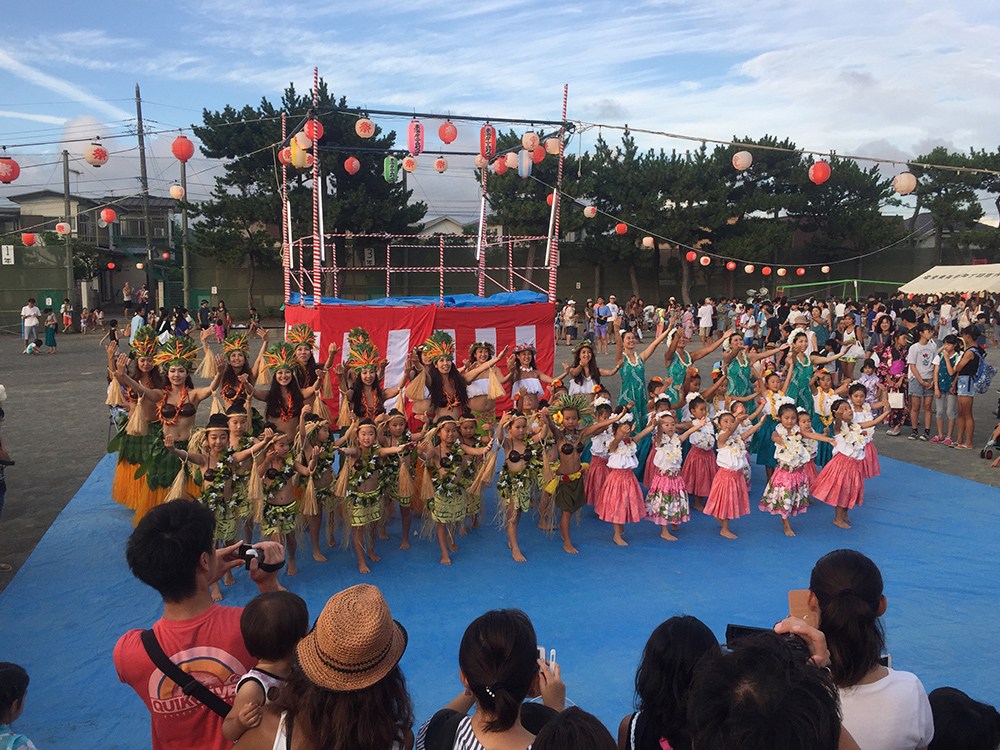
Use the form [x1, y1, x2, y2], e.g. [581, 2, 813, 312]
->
[716, 435, 749, 470]
[652, 434, 683, 474]
[466, 377, 490, 398]
[590, 429, 613, 458]
[607, 440, 639, 470]
[851, 403, 875, 442]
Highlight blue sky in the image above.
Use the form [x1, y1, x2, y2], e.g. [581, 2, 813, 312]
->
[2, 1, 998, 222]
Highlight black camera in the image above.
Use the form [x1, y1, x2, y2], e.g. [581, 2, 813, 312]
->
[725, 624, 812, 663]
[237, 543, 261, 570]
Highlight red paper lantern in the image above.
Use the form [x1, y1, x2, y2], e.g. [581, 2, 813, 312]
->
[304, 119, 324, 142]
[480, 124, 497, 159]
[685, 250, 697, 262]
[0, 156, 20, 184]
[161, 251, 171, 260]
[100, 208, 117, 224]
[777, 267, 787, 277]
[172, 135, 195, 163]
[699, 256, 711, 266]
[407, 119, 425, 156]
[107, 262, 116, 270]
[796, 267, 806, 276]
[55, 222, 71, 236]
[546, 194, 555, 206]
[761, 266, 772, 276]
[493, 158, 507, 175]
[438, 120, 458, 144]
[615, 223, 628, 235]
[21, 232, 36, 246]
[808, 160, 831, 185]
[356, 118, 375, 138]
[726, 261, 737, 271]
[84, 142, 109, 167]
[434, 156, 448, 173]
[531, 145, 546, 164]
[278, 147, 292, 166]
[344, 157, 360, 175]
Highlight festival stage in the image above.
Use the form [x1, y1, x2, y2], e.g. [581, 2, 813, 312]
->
[1, 453, 996, 748]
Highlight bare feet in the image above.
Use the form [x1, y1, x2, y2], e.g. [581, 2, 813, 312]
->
[312, 549, 328, 563]
[378, 529, 390, 541]
[400, 538, 411, 550]
[783, 527, 796, 537]
[358, 562, 371, 574]
[512, 548, 527, 562]
[458, 524, 468, 537]
[782, 520, 795, 537]
[449, 540, 459, 552]
[720, 529, 738, 539]
[694, 500, 705, 511]
[325, 531, 337, 547]
[223, 570, 236, 586]
[660, 529, 677, 541]
[471, 515, 480, 529]
[834, 518, 852, 529]
[210, 582, 223, 602]
[612, 535, 628, 547]
[439, 555, 452, 566]
[287, 559, 298, 576]
[367, 549, 381, 563]
[563, 542, 580, 554]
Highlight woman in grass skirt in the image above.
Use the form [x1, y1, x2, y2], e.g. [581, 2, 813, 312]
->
[704, 410, 763, 539]
[645, 410, 704, 541]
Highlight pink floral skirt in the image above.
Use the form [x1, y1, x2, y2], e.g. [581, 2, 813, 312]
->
[704, 467, 750, 520]
[860, 442, 880, 479]
[813, 453, 864, 509]
[681, 446, 717, 497]
[645, 471, 689, 526]
[759, 465, 810, 519]
[596, 468, 646, 524]
[584, 455, 609, 506]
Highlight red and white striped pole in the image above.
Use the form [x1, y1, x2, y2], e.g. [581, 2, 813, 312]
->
[385, 243, 391, 298]
[476, 167, 488, 297]
[311, 67, 322, 307]
[281, 111, 290, 305]
[439, 236, 445, 305]
[508, 240, 514, 291]
[548, 84, 568, 303]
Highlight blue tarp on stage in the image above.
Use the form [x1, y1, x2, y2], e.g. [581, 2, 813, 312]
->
[285, 290, 548, 307]
[1, 454, 997, 748]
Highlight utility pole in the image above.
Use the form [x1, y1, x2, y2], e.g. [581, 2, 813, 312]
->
[135, 83, 154, 300]
[180, 160, 189, 307]
[62, 150, 74, 304]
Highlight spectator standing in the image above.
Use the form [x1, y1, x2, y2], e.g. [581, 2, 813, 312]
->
[607, 296, 620, 343]
[906, 324, 937, 441]
[198, 300, 212, 331]
[583, 299, 595, 340]
[697, 299, 714, 344]
[953, 326, 983, 449]
[129, 307, 147, 346]
[19, 299, 40, 350]
[60, 297, 73, 333]
[43, 308, 58, 354]
[122, 281, 133, 310]
[932, 334, 960, 444]
[594, 297, 611, 354]
[562, 300, 578, 346]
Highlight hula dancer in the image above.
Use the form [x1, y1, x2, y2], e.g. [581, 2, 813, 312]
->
[595, 414, 655, 546]
[679, 396, 717, 511]
[458, 412, 484, 533]
[787, 330, 844, 411]
[703, 409, 764, 539]
[252, 343, 320, 439]
[286, 323, 338, 392]
[561, 339, 621, 396]
[296, 412, 338, 562]
[798, 408, 821, 485]
[758, 403, 822, 536]
[809, 368, 850, 469]
[462, 342, 509, 427]
[490, 410, 541, 562]
[721, 332, 787, 399]
[584, 396, 615, 507]
[751, 369, 794, 480]
[422, 332, 470, 422]
[849, 382, 886, 479]
[505, 344, 553, 400]
[644, 410, 705, 541]
[226, 405, 257, 543]
[379, 409, 415, 549]
[215, 329, 269, 432]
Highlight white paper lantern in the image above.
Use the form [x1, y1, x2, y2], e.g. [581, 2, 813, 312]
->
[521, 131, 539, 150]
[699, 256, 711, 266]
[294, 132, 312, 150]
[84, 142, 110, 167]
[401, 155, 417, 173]
[434, 156, 448, 173]
[583, 206, 597, 218]
[169, 184, 185, 200]
[821, 265, 831, 274]
[474, 155, 488, 169]
[777, 267, 787, 277]
[517, 150, 532, 179]
[504, 152, 518, 169]
[732, 150, 753, 171]
[545, 137, 561, 155]
[55, 222, 71, 236]
[642, 236, 655, 248]
[893, 172, 917, 196]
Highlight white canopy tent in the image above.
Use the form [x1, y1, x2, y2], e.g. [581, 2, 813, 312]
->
[898, 264, 1000, 294]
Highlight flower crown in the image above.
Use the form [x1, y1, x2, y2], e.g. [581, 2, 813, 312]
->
[129, 325, 159, 359]
[223, 333, 249, 356]
[263, 342, 301, 373]
[153, 336, 200, 370]
[347, 341, 381, 373]
[593, 396, 612, 409]
[468, 341, 495, 358]
[423, 330, 454, 362]
[347, 327, 371, 347]
[573, 339, 594, 354]
[550, 379, 564, 389]
[513, 342, 536, 354]
[285, 324, 315, 348]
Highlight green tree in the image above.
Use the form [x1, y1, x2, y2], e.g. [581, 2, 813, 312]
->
[909, 147, 985, 263]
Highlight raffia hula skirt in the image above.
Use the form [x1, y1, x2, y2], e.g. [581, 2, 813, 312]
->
[703, 467, 750, 520]
[812, 453, 865, 509]
[596, 468, 646, 524]
[584, 455, 609, 506]
[860, 442, 881, 479]
[681, 446, 717, 497]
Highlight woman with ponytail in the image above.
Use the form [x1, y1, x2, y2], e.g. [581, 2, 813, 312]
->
[806, 549, 933, 750]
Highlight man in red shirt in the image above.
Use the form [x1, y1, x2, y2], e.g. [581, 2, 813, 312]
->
[113, 499, 284, 750]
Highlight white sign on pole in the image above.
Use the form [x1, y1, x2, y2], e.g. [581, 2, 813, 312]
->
[1, 245, 13, 265]
[211, 286, 218, 295]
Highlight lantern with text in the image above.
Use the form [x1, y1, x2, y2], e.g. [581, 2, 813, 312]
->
[796, 267, 806, 276]
[504, 152, 518, 169]
[726, 261, 737, 271]
[616, 223, 629, 235]
[893, 172, 916, 196]
[0, 156, 20, 183]
[474, 155, 488, 169]
[761, 266, 772, 276]
[517, 150, 532, 179]
[808, 161, 831, 185]
[732, 150, 753, 171]
[438, 120, 458, 144]
[344, 157, 360, 175]
[55, 222, 71, 236]
[383, 156, 399, 183]
[171, 135, 195, 163]
[642, 236, 655, 248]
[744, 264, 755, 274]
[304, 119, 324, 142]
[293, 132, 312, 150]
[777, 267, 787, 277]
[699, 256, 711, 266]
[545, 137, 561, 155]
[521, 131, 539, 150]
[685, 250, 697, 262]
[356, 117, 375, 138]
[480, 124, 497, 159]
[583, 206, 597, 218]
[401, 155, 417, 173]
[21, 233, 36, 246]
[100, 208, 117, 224]
[84, 142, 109, 168]
[278, 147, 292, 166]
[169, 184, 185, 200]
[821, 265, 830, 274]
[531, 145, 546, 164]
[434, 156, 448, 173]
[407, 119, 425, 156]
[493, 158, 508, 175]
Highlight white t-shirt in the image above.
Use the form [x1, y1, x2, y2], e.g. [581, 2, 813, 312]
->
[906, 340, 937, 381]
[607, 303, 620, 322]
[835, 302, 847, 318]
[697, 304, 713, 328]
[21, 305, 40, 326]
[839, 669, 934, 750]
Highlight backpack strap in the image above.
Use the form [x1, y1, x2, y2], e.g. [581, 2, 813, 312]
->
[140, 628, 232, 718]
[421, 709, 465, 750]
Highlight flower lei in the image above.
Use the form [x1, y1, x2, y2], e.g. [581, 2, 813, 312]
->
[312, 442, 337, 478]
[278, 389, 296, 421]
[200, 450, 236, 513]
[765, 390, 783, 420]
[157, 386, 189, 427]
[358, 387, 383, 419]
[817, 389, 835, 427]
[839, 422, 866, 450]
[263, 452, 296, 494]
[348, 449, 379, 491]
[221, 378, 248, 406]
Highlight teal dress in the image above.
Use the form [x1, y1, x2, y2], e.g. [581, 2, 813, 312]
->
[726, 353, 754, 398]
[665, 350, 692, 405]
[787, 354, 814, 412]
[619, 352, 651, 481]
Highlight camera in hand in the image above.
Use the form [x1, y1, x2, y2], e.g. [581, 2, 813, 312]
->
[237, 543, 261, 570]
[725, 624, 812, 663]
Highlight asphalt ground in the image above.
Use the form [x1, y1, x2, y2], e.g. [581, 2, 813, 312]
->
[1, 326, 998, 591]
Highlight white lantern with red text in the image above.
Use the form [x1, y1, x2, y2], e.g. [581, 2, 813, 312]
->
[732, 150, 753, 171]
[521, 131, 539, 150]
[777, 267, 787, 277]
[474, 155, 488, 169]
[294, 132, 312, 150]
[583, 206, 597, 218]
[504, 152, 518, 169]
[545, 137, 561, 155]
[821, 265, 830, 274]
[169, 184, 185, 200]
[56, 222, 71, 236]
[356, 118, 375, 138]
[84, 142, 109, 167]
[699, 256, 711, 266]
[401, 155, 417, 173]
[434, 156, 448, 173]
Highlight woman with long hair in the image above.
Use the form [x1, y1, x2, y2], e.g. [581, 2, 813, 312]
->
[806, 549, 933, 750]
[252, 343, 320, 439]
[562, 340, 620, 396]
[951, 326, 983, 449]
[462, 342, 509, 425]
[867, 313, 895, 355]
[838, 316, 865, 383]
[505, 344, 553, 402]
[211, 329, 269, 425]
[286, 323, 338, 391]
[423, 332, 470, 421]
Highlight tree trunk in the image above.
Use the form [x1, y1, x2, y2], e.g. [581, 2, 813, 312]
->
[908, 195, 923, 235]
[629, 264, 640, 299]
[680, 249, 692, 306]
[247, 255, 256, 310]
[935, 227, 944, 265]
[593, 263, 600, 299]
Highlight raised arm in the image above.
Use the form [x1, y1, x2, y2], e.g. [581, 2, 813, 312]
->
[811, 349, 846, 366]
[750, 343, 788, 363]
[250, 327, 269, 380]
[688, 329, 735, 362]
[465, 346, 509, 382]
[114, 355, 164, 401]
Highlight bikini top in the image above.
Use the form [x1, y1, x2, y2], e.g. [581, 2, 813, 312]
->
[560, 442, 584, 455]
[160, 402, 196, 419]
[507, 446, 533, 463]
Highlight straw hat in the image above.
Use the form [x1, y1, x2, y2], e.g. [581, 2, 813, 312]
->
[296, 584, 407, 692]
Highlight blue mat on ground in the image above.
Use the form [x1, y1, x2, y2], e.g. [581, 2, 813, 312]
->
[1, 453, 997, 748]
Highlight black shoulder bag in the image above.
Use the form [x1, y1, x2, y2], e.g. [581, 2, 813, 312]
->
[140, 628, 233, 718]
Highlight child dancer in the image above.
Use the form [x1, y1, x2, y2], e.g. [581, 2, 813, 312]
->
[752, 368, 793, 479]
[809, 368, 849, 469]
[811, 399, 888, 528]
[584, 396, 615, 506]
[758, 403, 822, 536]
[704, 410, 764, 539]
[490, 410, 540, 562]
[645, 410, 705, 540]
[596, 414, 655, 546]
[457, 412, 485, 534]
[379, 409, 415, 549]
[680, 396, 717, 511]
[256, 427, 313, 576]
[797, 408, 821, 486]
[296, 414, 338, 562]
[731, 399, 765, 489]
[849, 382, 886, 479]
[227, 406, 257, 544]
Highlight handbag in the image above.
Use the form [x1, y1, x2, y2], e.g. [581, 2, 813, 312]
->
[888, 392, 905, 410]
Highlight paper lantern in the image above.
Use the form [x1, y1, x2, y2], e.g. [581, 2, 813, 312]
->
[135, 262, 144, 270]
[169, 184, 185, 200]
[106, 262, 115, 270]
[893, 172, 917, 196]
[821, 265, 830, 274]
[480, 124, 497, 159]
[796, 267, 806, 276]
[642, 236, 655, 248]
[545, 137, 561, 155]
[278, 147, 292, 166]
[434, 156, 448, 173]
[732, 150, 753, 171]
[21, 233, 36, 246]
[474, 155, 488, 169]
[616, 223, 629, 235]
[777, 267, 787, 277]
[521, 131, 539, 150]
[289, 138, 309, 168]
[685, 250, 697, 262]
[55, 222, 71, 236]
[808, 161, 831, 185]
[583, 206, 597, 218]
[438, 120, 457, 144]
[171, 135, 195, 163]
[0, 156, 20, 183]
[531, 145, 546, 164]
[699, 256, 711, 266]
[493, 158, 508, 175]
[744, 264, 755, 274]
[304, 119, 324, 141]
[761, 266, 772, 276]
[383, 155, 399, 183]
[100, 208, 117, 224]
[407, 119, 425, 156]
[161, 251, 171, 260]
[356, 117, 375, 138]
[293, 132, 312, 150]
[546, 194, 555, 206]
[726, 261, 737, 271]
[344, 157, 360, 175]
[84, 142, 109, 167]
[504, 152, 518, 169]
[517, 150, 532, 179]
[304, 153, 314, 168]
[401, 155, 417, 173]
